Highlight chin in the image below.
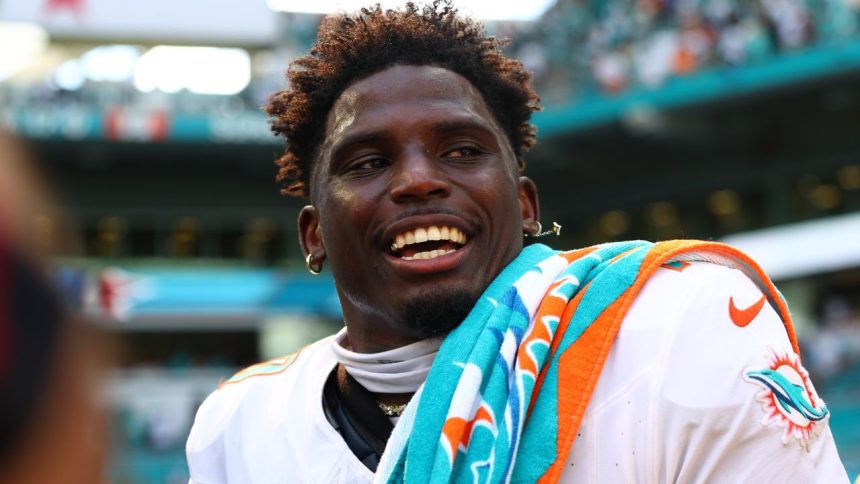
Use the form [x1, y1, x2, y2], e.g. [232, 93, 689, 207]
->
[398, 287, 479, 340]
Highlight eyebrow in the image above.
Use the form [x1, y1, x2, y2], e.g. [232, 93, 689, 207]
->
[326, 116, 499, 166]
[328, 131, 390, 164]
[432, 118, 497, 135]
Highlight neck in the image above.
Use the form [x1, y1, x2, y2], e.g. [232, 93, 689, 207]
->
[339, 306, 423, 353]
[348, 333, 419, 354]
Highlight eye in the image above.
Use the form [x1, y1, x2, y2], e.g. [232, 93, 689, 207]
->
[443, 145, 484, 159]
[344, 156, 389, 174]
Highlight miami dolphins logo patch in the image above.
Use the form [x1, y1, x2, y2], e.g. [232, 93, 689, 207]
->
[744, 347, 828, 450]
[219, 349, 303, 388]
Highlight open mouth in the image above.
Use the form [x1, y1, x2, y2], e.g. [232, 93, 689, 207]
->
[388, 225, 468, 260]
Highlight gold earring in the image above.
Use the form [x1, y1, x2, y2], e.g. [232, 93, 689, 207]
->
[305, 253, 323, 275]
[527, 221, 562, 238]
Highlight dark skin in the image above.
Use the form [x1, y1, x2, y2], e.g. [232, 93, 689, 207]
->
[298, 66, 540, 390]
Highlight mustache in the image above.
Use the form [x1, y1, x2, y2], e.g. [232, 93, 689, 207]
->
[385, 206, 469, 226]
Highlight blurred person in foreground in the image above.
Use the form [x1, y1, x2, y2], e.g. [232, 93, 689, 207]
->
[0, 131, 76, 257]
[186, 2, 849, 482]
[0, 132, 107, 484]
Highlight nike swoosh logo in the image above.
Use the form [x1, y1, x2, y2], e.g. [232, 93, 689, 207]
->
[729, 295, 766, 327]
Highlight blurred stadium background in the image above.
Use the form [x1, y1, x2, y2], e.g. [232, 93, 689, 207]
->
[1, 0, 859, 481]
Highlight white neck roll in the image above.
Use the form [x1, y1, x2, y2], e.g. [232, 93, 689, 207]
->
[330, 327, 441, 394]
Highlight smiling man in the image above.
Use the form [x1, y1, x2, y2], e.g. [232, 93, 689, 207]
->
[186, 2, 849, 483]
[299, 63, 538, 351]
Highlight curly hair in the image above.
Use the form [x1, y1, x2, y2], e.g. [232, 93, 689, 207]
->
[264, 0, 541, 198]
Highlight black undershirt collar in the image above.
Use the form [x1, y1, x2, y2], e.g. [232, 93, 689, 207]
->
[322, 365, 395, 471]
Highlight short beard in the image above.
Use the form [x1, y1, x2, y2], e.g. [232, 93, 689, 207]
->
[399, 288, 477, 340]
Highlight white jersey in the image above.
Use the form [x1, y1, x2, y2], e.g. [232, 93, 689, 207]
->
[186, 336, 370, 483]
[186, 261, 849, 483]
[561, 261, 847, 483]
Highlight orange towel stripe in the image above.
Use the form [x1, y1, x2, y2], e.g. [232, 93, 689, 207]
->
[527, 283, 589, 417]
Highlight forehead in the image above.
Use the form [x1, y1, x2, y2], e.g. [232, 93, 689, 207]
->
[322, 65, 501, 147]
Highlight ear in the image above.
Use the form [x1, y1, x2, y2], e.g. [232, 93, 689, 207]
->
[298, 205, 325, 263]
[518, 177, 540, 234]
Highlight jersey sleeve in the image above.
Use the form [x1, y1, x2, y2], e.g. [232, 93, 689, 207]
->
[651, 262, 849, 483]
[186, 385, 243, 484]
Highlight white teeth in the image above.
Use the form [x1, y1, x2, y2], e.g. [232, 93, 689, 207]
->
[428, 226, 441, 241]
[402, 249, 456, 261]
[389, 225, 470, 254]
[414, 227, 428, 243]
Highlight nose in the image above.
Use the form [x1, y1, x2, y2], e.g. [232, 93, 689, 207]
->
[388, 149, 451, 203]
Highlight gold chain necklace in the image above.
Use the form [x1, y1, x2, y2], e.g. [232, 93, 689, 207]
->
[377, 401, 407, 417]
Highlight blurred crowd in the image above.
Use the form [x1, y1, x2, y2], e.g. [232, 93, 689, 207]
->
[4, 1, 860, 121]
[804, 295, 860, 390]
[506, 0, 860, 102]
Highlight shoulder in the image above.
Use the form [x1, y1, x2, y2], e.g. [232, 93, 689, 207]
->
[220, 349, 306, 388]
[601, 259, 792, 408]
[191, 335, 335, 427]
[624, 259, 795, 384]
[636, 263, 847, 481]
[633, 260, 836, 449]
[185, 336, 337, 482]
[631, 257, 785, 332]
[621, 259, 786, 343]
[576, 256, 847, 481]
